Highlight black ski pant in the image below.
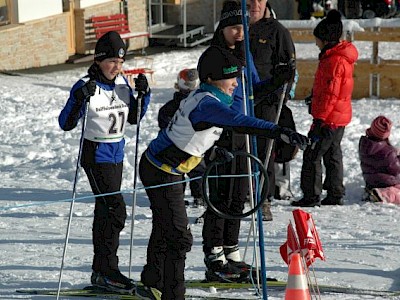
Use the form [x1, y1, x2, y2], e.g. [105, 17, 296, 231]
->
[83, 162, 126, 274]
[139, 155, 193, 300]
[301, 127, 345, 198]
[202, 133, 250, 253]
[254, 101, 279, 200]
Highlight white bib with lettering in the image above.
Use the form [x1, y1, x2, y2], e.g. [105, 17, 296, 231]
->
[166, 91, 223, 156]
[84, 76, 131, 143]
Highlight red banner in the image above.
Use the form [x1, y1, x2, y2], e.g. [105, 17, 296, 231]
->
[279, 221, 300, 265]
[292, 209, 325, 267]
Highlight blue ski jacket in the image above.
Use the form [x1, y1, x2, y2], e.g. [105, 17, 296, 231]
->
[59, 74, 150, 165]
[146, 88, 280, 175]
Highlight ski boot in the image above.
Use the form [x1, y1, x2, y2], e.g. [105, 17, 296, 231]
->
[91, 270, 135, 294]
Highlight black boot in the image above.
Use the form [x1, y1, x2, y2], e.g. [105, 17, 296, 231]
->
[321, 194, 344, 205]
[91, 270, 135, 294]
[291, 196, 320, 207]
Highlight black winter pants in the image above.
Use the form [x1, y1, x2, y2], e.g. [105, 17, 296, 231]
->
[300, 127, 345, 198]
[139, 155, 193, 300]
[202, 133, 250, 252]
[83, 162, 126, 274]
[254, 101, 278, 200]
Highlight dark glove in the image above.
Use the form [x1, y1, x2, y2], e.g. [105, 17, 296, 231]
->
[305, 94, 312, 114]
[304, 94, 312, 106]
[211, 147, 234, 163]
[73, 79, 96, 103]
[134, 73, 150, 94]
[308, 119, 335, 142]
[279, 127, 310, 151]
[273, 59, 296, 87]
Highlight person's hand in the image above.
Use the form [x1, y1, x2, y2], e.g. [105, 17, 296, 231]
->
[74, 79, 96, 103]
[210, 147, 234, 163]
[304, 94, 312, 106]
[274, 59, 296, 86]
[134, 73, 150, 94]
[279, 127, 310, 150]
[304, 94, 312, 114]
[308, 119, 335, 142]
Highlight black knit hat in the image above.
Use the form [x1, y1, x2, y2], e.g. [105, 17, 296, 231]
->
[197, 46, 242, 82]
[94, 31, 126, 61]
[219, 0, 243, 29]
[313, 10, 343, 42]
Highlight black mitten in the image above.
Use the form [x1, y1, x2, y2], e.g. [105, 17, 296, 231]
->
[134, 73, 150, 94]
[73, 79, 96, 103]
[308, 119, 335, 142]
[304, 94, 312, 114]
[211, 147, 234, 163]
[273, 59, 296, 87]
[279, 127, 310, 150]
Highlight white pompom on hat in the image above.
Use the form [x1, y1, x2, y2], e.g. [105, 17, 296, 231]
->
[175, 68, 199, 92]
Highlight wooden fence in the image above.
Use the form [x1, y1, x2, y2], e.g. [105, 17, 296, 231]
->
[284, 20, 400, 100]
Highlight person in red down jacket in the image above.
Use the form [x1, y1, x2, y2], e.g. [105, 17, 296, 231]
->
[292, 9, 358, 207]
[359, 116, 400, 205]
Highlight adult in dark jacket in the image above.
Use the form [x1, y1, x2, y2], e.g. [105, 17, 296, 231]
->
[293, 10, 358, 207]
[359, 116, 400, 204]
[248, 0, 297, 220]
[58, 31, 151, 293]
[158, 68, 205, 207]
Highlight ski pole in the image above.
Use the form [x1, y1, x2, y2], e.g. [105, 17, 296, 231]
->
[238, 68, 261, 285]
[128, 92, 143, 279]
[57, 99, 90, 300]
[241, 1, 268, 298]
[259, 82, 289, 189]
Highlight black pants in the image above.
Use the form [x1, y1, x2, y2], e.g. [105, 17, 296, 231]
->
[139, 155, 193, 300]
[83, 163, 126, 274]
[255, 101, 278, 199]
[202, 133, 250, 252]
[301, 127, 345, 198]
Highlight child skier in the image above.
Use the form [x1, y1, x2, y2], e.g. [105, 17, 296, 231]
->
[59, 31, 151, 293]
[135, 45, 309, 300]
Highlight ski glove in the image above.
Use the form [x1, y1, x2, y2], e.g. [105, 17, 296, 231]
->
[279, 127, 310, 150]
[210, 146, 234, 163]
[308, 119, 335, 142]
[74, 79, 96, 103]
[273, 59, 296, 88]
[134, 73, 150, 94]
[304, 94, 312, 114]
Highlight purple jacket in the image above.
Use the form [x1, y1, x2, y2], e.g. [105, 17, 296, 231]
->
[359, 135, 400, 188]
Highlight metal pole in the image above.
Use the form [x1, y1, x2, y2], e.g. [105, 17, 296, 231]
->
[239, 69, 261, 286]
[241, 1, 268, 299]
[128, 92, 144, 278]
[57, 100, 90, 300]
[183, 0, 187, 47]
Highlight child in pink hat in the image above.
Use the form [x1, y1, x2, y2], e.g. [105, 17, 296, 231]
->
[359, 115, 400, 204]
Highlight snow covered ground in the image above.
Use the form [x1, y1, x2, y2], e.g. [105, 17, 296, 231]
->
[1, 39, 400, 300]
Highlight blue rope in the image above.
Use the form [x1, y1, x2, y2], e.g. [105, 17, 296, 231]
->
[0, 172, 259, 212]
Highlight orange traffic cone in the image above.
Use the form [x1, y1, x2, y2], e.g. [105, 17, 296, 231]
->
[284, 253, 310, 300]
